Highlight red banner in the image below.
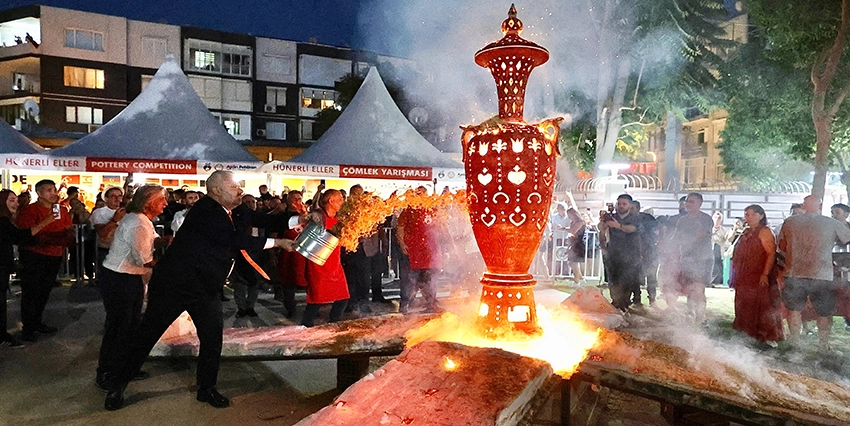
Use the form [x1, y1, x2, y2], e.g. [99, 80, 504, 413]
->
[339, 165, 432, 181]
[86, 158, 197, 174]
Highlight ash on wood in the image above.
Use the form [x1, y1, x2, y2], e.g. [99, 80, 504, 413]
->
[150, 314, 438, 360]
[576, 330, 850, 425]
[296, 341, 556, 426]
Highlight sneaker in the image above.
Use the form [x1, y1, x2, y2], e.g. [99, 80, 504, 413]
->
[0, 336, 23, 349]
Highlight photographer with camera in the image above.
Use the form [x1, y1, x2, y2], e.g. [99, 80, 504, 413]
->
[598, 194, 641, 311]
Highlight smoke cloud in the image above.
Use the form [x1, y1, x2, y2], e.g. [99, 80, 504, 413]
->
[354, 1, 684, 152]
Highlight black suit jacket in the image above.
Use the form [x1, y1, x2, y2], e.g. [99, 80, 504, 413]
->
[149, 196, 269, 299]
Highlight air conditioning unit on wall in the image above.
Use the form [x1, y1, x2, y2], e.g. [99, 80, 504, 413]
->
[256, 129, 267, 137]
[264, 104, 275, 113]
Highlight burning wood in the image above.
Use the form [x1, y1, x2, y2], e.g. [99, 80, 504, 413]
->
[584, 330, 850, 425]
[295, 340, 557, 426]
[150, 314, 438, 359]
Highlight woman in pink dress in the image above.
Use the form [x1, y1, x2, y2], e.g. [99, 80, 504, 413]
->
[730, 204, 784, 347]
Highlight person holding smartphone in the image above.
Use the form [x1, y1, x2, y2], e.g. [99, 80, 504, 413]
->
[15, 179, 74, 342]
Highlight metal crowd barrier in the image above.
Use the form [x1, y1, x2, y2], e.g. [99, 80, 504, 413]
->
[531, 228, 604, 281]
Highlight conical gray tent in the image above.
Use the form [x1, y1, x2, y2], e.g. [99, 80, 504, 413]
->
[48, 55, 257, 162]
[289, 67, 461, 168]
[0, 119, 44, 154]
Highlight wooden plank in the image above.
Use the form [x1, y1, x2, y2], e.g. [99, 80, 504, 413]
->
[579, 330, 850, 426]
[149, 314, 439, 360]
[296, 341, 556, 426]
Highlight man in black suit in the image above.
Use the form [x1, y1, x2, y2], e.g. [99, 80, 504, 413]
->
[105, 171, 294, 411]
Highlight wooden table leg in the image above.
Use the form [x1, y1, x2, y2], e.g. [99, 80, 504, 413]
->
[337, 355, 371, 390]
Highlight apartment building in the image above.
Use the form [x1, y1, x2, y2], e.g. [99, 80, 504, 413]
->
[0, 4, 405, 160]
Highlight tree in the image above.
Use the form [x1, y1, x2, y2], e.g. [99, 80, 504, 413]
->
[585, 0, 729, 178]
[745, 0, 850, 200]
[717, 34, 817, 190]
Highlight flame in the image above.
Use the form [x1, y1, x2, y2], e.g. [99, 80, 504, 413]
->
[406, 305, 600, 378]
[444, 357, 458, 371]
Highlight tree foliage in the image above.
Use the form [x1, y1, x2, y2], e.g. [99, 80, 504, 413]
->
[578, 0, 731, 176]
[717, 35, 816, 189]
[743, 0, 850, 198]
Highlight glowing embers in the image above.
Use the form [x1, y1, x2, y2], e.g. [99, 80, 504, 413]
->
[478, 283, 540, 337]
[443, 357, 457, 371]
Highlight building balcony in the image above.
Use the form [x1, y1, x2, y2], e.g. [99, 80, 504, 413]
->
[0, 42, 38, 59]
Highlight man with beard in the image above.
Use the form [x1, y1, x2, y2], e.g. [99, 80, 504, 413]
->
[598, 194, 641, 311]
[104, 171, 294, 411]
[170, 190, 201, 234]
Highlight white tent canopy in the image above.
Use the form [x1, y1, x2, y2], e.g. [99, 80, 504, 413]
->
[48, 55, 258, 163]
[0, 119, 44, 154]
[289, 67, 461, 169]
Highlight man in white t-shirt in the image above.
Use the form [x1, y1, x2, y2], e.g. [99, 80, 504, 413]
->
[170, 190, 201, 234]
[91, 187, 126, 266]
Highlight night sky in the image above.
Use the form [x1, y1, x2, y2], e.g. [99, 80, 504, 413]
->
[1, 0, 364, 48]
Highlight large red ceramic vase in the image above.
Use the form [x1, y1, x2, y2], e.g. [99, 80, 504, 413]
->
[462, 5, 562, 337]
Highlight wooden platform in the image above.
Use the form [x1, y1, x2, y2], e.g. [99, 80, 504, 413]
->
[295, 340, 558, 426]
[150, 314, 437, 360]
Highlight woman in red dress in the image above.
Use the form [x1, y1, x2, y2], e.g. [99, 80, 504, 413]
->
[730, 204, 784, 347]
[301, 189, 349, 327]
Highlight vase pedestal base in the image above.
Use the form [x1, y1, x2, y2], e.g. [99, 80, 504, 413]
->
[476, 273, 542, 339]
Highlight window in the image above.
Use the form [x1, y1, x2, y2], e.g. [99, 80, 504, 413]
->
[221, 116, 240, 136]
[300, 88, 337, 109]
[66, 106, 103, 125]
[186, 39, 252, 76]
[193, 50, 219, 72]
[266, 87, 287, 108]
[141, 75, 154, 92]
[141, 37, 168, 61]
[64, 29, 104, 51]
[266, 122, 286, 140]
[64, 66, 104, 89]
[300, 120, 315, 141]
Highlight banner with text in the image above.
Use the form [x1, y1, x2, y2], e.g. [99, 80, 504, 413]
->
[86, 158, 197, 174]
[340, 165, 432, 181]
[261, 162, 339, 177]
[1, 154, 85, 171]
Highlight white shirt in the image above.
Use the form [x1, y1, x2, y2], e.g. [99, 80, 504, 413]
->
[91, 206, 117, 226]
[91, 206, 118, 248]
[103, 213, 158, 275]
[171, 209, 188, 234]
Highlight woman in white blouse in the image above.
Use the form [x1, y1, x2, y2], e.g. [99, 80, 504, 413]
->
[95, 185, 168, 390]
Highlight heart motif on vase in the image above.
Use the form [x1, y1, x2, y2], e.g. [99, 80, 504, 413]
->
[507, 166, 526, 185]
[478, 172, 493, 186]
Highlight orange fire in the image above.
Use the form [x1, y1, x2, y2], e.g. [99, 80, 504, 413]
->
[406, 303, 600, 378]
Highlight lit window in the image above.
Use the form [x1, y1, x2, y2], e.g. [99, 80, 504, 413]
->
[64, 66, 104, 89]
[64, 28, 104, 51]
[65, 106, 103, 124]
[185, 39, 251, 77]
[193, 50, 219, 72]
[222, 116, 240, 136]
[301, 88, 338, 110]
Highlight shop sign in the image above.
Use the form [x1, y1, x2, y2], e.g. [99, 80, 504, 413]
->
[339, 165, 432, 181]
[86, 158, 197, 174]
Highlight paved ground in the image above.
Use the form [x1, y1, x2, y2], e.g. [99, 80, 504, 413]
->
[3, 278, 850, 425]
